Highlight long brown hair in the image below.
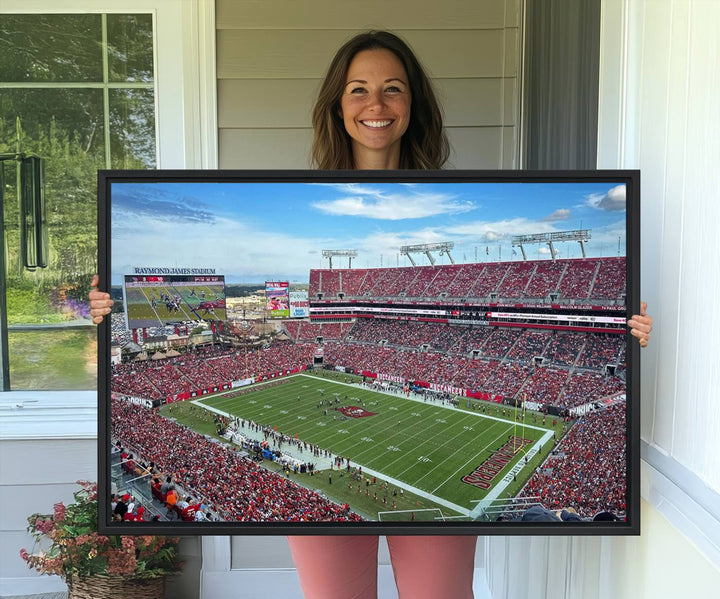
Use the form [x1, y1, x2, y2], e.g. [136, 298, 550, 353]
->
[311, 31, 449, 170]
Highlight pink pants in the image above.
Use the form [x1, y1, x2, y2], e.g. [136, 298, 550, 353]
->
[287, 535, 477, 599]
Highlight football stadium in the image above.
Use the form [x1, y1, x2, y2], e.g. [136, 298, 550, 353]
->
[110, 253, 627, 524]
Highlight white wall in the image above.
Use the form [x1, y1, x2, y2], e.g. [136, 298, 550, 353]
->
[487, 1, 720, 596]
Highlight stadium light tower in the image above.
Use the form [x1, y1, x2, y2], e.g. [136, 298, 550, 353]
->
[511, 230, 591, 261]
[322, 249, 358, 269]
[399, 242, 455, 266]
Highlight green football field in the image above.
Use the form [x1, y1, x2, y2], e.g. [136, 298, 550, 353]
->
[125, 283, 227, 324]
[197, 373, 556, 518]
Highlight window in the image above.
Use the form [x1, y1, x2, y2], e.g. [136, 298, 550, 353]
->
[0, 13, 156, 390]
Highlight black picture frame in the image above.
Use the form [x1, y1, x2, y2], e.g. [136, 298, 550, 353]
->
[98, 169, 640, 536]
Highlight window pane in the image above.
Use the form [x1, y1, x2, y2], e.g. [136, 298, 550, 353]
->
[8, 329, 97, 390]
[107, 14, 154, 83]
[1, 12, 156, 391]
[0, 14, 102, 82]
[110, 89, 157, 168]
[0, 89, 106, 162]
[1, 88, 104, 291]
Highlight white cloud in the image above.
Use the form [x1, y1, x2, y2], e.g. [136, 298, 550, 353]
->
[445, 218, 558, 240]
[543, 208, 571, 221]
[312, 188, 474, 220]
[112, 215, 337, 282]
[587, 185, 626, 211]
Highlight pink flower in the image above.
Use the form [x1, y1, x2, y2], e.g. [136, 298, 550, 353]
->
[19, 548, 29, 562]
[107, 547, 137, 576]
[34, 518, 54, 535]
[121, 536, 135, 550]
[53, 503, 66, 522]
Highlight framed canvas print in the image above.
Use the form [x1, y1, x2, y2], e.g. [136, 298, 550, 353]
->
[98, 169, 640, 535]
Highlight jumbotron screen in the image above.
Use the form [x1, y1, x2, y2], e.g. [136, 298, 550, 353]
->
[265, 281, 290, 319]
[98, 169, 640, 537]
[123, 274, 226, 329]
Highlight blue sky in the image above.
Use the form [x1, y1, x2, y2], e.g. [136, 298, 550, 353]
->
[110, 180, 628, 284]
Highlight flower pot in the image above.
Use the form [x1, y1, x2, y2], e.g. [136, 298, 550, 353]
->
[67, 575, 164, 599]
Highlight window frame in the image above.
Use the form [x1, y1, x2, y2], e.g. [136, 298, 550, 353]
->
[0, 0, 217, 392]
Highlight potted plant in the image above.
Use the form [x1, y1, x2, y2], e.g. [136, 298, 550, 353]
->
[20, 480, 182, 598]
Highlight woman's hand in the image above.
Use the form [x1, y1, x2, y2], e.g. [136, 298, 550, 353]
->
[628, 301, 652, 348]
[89, 274, 113, 324]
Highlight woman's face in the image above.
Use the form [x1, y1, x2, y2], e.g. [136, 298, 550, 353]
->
[340, 48, 411, 168]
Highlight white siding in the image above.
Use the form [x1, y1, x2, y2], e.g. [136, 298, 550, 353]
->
[216, 0, 522, 169]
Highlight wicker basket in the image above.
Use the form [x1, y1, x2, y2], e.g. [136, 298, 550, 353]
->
[67, 575, 165, 599]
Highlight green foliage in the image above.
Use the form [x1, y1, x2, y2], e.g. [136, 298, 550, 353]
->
[1, 113, 101, 318]
[8, 328, 96, 390]
[5, 278, 62, 324]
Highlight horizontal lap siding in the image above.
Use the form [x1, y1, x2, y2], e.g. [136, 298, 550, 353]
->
[217, 0, 521, 169]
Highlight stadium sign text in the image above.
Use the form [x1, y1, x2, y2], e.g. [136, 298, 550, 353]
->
[429, 382, 466, 396]
[461, 436, 534, 490]
[133, 267, 216, 275]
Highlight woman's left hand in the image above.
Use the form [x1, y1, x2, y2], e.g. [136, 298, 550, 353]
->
[628, 301, 653, 347]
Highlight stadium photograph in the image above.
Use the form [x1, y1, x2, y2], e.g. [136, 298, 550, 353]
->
[104, 174, 633, 529]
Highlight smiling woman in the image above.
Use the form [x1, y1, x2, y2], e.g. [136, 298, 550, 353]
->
[340, 48, 412, 169]
[311, 31, 448, 170]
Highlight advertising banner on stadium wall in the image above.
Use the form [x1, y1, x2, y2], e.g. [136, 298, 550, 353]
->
[265, 281, 290, 319]
[377, 373, 404, 384]
[117, 395, 155, 409]
[289, 291, 310, 318]
[232, 377, 255, 388]
[487, 311, 627, 325]
[311, 306, 447, 316]
[466, 390, 504, 403]
[429, 382, 466, 396]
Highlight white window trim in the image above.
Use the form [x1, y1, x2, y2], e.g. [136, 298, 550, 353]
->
[641, 442, 720, 567]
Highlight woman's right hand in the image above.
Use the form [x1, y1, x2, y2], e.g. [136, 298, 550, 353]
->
[89, 274, 113, 324]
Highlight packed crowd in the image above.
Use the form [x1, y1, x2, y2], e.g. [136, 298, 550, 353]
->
[284, 321, 353, 342]
[111, 398, 363, 522]
[558, 372, 626, 410]
[591, 257, 626, 299]
[542, 332, 586, 366]
[515, 404, 627, 518]
[423, 264, 463, 296]
[111, 343, 317, 401]
[556, 260, 598, 299]
[112, 321, 625, 408]
[496, 260, 536, 297]
[308, 257, 627, 302]
[577, 333, 624, 369]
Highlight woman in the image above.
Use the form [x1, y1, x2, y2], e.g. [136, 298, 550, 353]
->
[90, 30, 652, 599]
